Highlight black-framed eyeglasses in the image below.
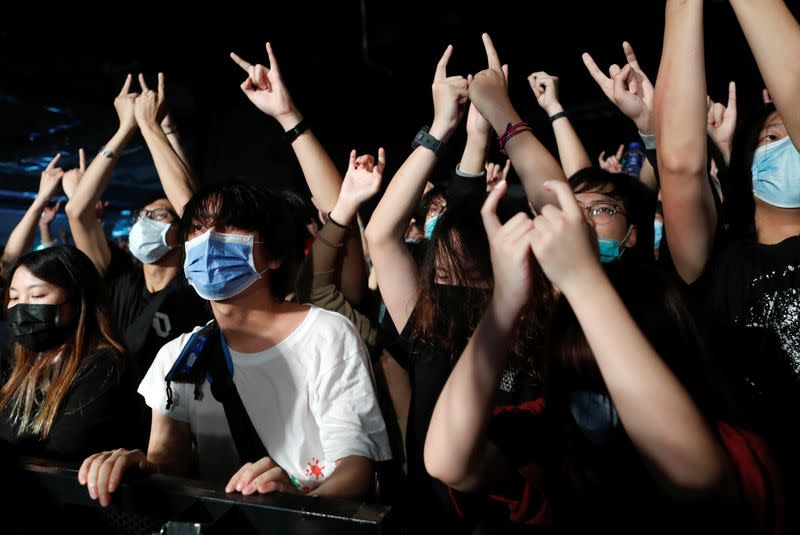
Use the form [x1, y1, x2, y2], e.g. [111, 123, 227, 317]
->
[577, 202, 626, 226]
[133, 207, 178, 223]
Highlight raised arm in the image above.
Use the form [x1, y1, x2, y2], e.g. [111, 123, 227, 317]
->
[529, 71, 592, 177]
[706, 82, 738, 167]
[365, 44, 468, 332]
[468, 34, 567, 211]
[65, 76, 138, 274]
[1, 155, 63, 276]
[135, 73, 196, 217]
[230, 42, 367, 304]
[37, 201, 61, 248]
[654, 0, 717, 284]
[425, 181, 533, 491]
[730, 0, 800, 146]
[531, 181, 728, 492]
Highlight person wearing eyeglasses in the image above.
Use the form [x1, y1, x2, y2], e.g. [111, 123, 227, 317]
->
[65, 74, 211, 383]
[568, 167, 656, 265]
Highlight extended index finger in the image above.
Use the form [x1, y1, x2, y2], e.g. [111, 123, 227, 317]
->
[79, 148, 86, 171]
[543, 180, 581, 218]
[435, 44, 453, 81]
[118, 74, 132, 97]
[581, 52, 611, 88]
[480, 179, 508, 237]
[615, 144, 624, 160]
[727, 81, 737, 111]
[45, 153, 61, 171]
[482, 33, 501, 71]
[622, 41, 641, 70]
[230, 51, 253, 73]
[265, 42, 281, 75]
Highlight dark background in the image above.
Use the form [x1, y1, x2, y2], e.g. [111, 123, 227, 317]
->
[2, 1, 797, 243]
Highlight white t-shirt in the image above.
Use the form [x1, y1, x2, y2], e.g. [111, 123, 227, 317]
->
[138, 306, 392, 492]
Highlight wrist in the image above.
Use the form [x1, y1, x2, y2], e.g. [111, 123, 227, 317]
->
[329, 202, 358, 226]
[488, 294, 524, 333]
[558, 264, 607, 300]
[489, 109, 523, 137]
[544, 103, 564, 116]
[429, 120, 455, 144]
[276, 110, 303, 131]
[635, 115, 654, 136]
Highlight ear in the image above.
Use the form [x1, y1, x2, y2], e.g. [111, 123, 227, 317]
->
[624, 225, 638, 249]
[266, 258, 284, 270]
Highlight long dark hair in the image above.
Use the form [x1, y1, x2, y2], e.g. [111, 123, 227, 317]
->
[542, 260, 735, 500]
[0, 246, 126, 439]
[409, 193, 554, 374]
[724, 102, 777, 240]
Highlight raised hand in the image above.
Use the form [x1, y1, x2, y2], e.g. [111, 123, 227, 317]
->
[62, 148, 86, 198]
[583, 42, 654, 134]
[480, 180, 536, 315]
[485, 159, 511, 191]
[230, 43, 299, 128]
[430, 44, 469, 141]
[38, 154, 64, 200]
[40, 201, 62, 225]
[762, 88, 772, 104]
[134, 73, 168, 128]
[331, 148, 386, 224]
[529, 181, 601, 294]
[598, 144, 625, 173]
[114, 74, 139, 132]
[706, 81, 737, 157]
[225, 457, 299, 496]
[468, 34, 513, 131]
[528, 71, 562, 115]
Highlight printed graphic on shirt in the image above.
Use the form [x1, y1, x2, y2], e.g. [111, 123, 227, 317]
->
[152, 311, 173, 338]
[305, 456, 326, 480]
[290, 475, 310, 494]
[738, 265, 800, 375]
[499, 369, 517, 393]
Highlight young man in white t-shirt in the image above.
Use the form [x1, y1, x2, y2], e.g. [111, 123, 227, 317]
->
[78, 182, 391, 506]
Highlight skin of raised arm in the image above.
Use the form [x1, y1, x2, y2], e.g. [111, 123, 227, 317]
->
[136, 73, 196, 217]
[364, 44, 468, 332]
[529, 71, 592, 177]
[654, 0, 718, 284]
[469, 34, 567, 211]
[730, 0, 800, 147]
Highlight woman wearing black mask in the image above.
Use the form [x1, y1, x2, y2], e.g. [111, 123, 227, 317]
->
[0, 246, 139, 460]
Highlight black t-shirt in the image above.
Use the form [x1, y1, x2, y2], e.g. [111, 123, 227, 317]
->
[0, 348, 140, 461]
[691, 234, 800, 426]
[106, 251, 212, 380]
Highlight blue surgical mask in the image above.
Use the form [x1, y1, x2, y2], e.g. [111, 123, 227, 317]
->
[184, 230, 266, 301]
[751, 136, 800, 208]
[128, 217, 174, 264]
[424, 213, 441, 239]
[653, 219, 664, 251]
[597, 225, 633, 264]
[570, 391, 621, 446]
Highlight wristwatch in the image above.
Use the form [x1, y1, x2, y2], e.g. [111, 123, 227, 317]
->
[411, 126, 445, 157]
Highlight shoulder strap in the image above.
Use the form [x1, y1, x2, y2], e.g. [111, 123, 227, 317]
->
[124, 277, 179, 355]
[206, 332, 270, 464]
[164, 322, 269, 464]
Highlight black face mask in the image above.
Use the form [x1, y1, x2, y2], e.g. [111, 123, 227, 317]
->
[7, 304, 68, 352]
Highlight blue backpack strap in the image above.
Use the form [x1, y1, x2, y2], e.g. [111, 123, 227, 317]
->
[164, 321, 219, 410]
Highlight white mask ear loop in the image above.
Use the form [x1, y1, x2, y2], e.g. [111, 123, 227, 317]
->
[617, 225, 634, 258]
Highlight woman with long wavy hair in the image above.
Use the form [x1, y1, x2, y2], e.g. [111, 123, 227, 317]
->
[0, 246, 140, 460]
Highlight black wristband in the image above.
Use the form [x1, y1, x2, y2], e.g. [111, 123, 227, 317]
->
[283, 120, 309, 143]
[549, 111, 568, 123]
[326, 211, 352, 229]
[411, 126, 445, 157]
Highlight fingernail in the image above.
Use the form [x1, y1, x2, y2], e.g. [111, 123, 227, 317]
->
[108, 483, 116, 493]
[236, 483, 243, 492]
[100, 495, 108, 507]
[225, 485, 233, 493]
[88, 484, 96, 499]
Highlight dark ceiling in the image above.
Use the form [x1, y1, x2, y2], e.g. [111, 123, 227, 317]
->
[2, 1, 796, 241]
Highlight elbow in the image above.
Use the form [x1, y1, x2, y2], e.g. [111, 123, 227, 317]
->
[657, 152, 707, 180]
[660, 443, 729, 495]
[64, 200, 92, 223]
[424, 437, 472, 491]
[363, 224, 386, 251]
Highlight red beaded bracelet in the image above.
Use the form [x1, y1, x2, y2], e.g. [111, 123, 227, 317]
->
[497, 121, 532, 155]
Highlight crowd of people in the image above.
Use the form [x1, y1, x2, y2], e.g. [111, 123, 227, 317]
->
[1, 1, 799, 532]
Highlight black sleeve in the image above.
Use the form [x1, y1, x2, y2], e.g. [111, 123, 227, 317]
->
[645, 147, 660, 188]
[444, 167, 486, 209]
[42, 349, 141, 460]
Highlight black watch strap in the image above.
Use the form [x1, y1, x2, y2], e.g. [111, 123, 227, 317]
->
[284, 120, 309, 143]
[411, 126, 445, 156]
